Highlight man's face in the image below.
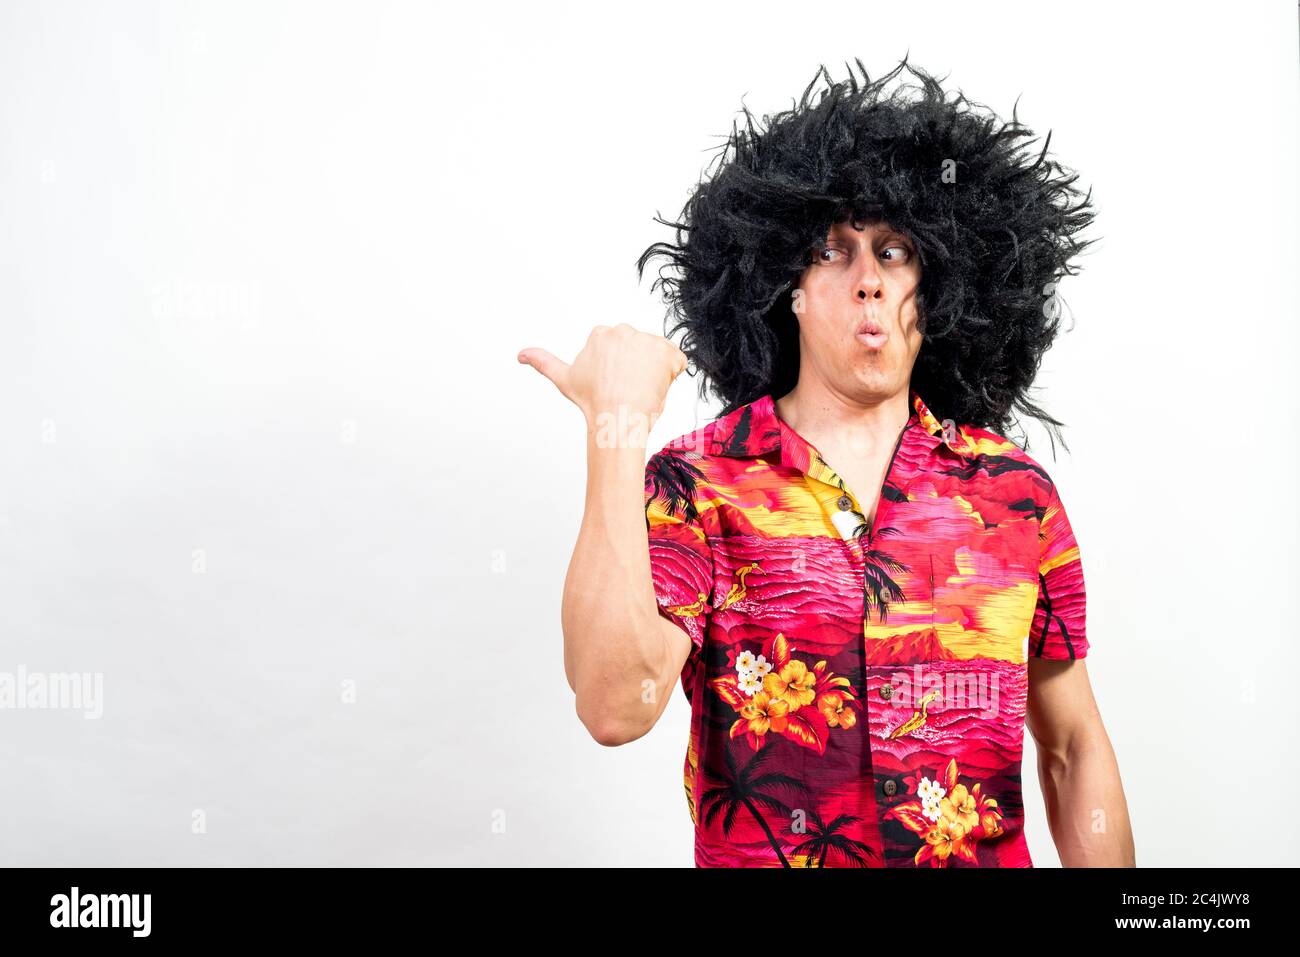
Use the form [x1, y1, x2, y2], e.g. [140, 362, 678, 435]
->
[792, 219, 923, 399]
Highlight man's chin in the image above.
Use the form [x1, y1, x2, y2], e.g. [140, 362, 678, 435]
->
[851, 362, 896, 387]
[839, 368, 902, 400]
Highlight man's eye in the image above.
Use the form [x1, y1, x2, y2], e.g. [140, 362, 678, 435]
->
[818, 247, 843, 263]
[881, 244, 913, 263]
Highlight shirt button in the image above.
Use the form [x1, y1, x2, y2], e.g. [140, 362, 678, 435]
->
[879, 683, 893, 700]
[837, 495, 853, 511]
[883, 779, 898, 797]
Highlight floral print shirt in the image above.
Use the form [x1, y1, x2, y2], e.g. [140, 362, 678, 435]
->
[643, 389, 1088, 867]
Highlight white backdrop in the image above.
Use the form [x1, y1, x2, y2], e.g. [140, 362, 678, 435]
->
[0, 0, 1296, 866]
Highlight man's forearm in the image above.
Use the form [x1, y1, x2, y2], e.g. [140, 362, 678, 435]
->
[1037, 725, 1135, 866]
[561, 427, 668, 743]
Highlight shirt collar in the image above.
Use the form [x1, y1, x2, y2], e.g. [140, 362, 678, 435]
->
[910, 390, 980, 458]
[709, 388, 978, 461]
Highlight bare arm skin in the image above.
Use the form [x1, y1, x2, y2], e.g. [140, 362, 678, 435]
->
[559, 430, 694, 744]
[518, 324, 694, 746]
[1026, 658, 1136, 866]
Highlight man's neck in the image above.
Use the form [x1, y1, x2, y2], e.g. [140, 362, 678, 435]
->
[774, 382, 912, 457]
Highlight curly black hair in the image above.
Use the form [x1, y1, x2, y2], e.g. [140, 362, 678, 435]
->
[635, 55, 1098, 453]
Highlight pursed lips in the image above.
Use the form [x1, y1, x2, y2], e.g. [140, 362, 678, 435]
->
[855, 316, 888, 349]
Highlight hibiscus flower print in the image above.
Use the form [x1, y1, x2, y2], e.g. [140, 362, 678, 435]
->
[884, 757, 1005, 866]
[709, 633, 860, 755]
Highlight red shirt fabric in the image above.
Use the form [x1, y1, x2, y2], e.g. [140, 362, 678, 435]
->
[644, 389, 1087, 867]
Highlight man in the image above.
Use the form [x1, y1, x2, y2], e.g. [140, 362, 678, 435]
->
[519, 58, 1133, 867]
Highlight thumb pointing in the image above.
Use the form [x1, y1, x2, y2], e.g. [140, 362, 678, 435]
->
[518, 347, 571, 394]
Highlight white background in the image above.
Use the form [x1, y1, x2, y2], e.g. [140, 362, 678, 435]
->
[1, 0, 1296, 866]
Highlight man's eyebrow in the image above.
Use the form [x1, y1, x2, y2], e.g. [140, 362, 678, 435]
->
[873, 225, 913, 242]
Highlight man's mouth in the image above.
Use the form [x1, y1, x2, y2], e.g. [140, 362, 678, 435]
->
[855, 318, 888, 350]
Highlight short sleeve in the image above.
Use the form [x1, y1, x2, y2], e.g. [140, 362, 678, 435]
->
[1028, 477, 1088, 660]
[644, 448, 714, 652]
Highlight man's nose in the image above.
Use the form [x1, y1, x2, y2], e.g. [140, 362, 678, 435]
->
[855, 260, 883, 300]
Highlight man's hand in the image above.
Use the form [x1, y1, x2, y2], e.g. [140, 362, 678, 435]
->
[518, 324, 688, 428]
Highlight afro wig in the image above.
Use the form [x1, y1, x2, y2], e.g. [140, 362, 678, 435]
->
[636, 55, 1098, 453]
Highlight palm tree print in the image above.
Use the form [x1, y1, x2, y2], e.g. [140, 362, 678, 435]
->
[1031, 570, 1077, 658]
[699, 745, 809, 868]
[717, 403, 780, 457]
[855, 524, 910, 624]
[644, 448, 706, 529]
[789, 807, 880, 867]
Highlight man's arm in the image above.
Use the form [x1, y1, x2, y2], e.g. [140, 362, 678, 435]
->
[1026, 658, 1135, 866]
[518, 324, 694, 747]
[559, 428, 694, 746]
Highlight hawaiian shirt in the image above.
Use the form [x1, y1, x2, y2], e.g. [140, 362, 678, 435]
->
[643, 389, 1088, 867]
